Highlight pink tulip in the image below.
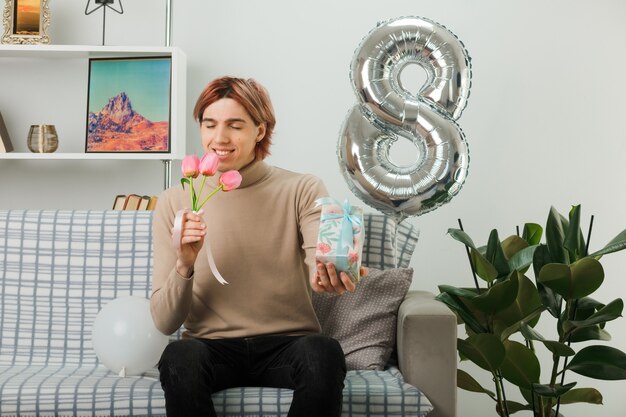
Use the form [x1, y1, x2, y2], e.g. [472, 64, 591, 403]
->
[219, 170, 242, 191]
[199, 153, 219, 176]
[181, 155, 200, 178]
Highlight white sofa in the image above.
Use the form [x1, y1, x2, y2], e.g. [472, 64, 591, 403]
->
[0, 209, 456, 417]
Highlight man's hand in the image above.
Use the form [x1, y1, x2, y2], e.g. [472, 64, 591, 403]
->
[172, 210, 206, 277]
[311, 261, 368, 295]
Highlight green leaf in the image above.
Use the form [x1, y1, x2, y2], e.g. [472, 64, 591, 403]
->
[518, 387, 534, 405]
[542, 341, 576, 357]
[590, 228, 626, 257]
[493, 272, 543, 337]
[564, 204, 585, 260]
[522, 223, 543, 246]
[508, 244, 539, 273]
[502, 235, 528, 260]
[532, 244, 553, 277]
[498, 307, 544, 342]
[437, 285, 478, 300]
[568, 298, 611, 340]
[518, 322, 545, 341]
[470, 248, 499, 282]
[558, 387, 603, 405]
[448, 228, 477, 249]
[457, 334, 506, 373]
[572, 297, 604, 322]
[575, 296, 605, 311]
[496, 400, 533, 415]
[500, 340, 541, 388]
[538, 263, 571, 298]
[538, 258, 604, 300]
[532, 382, 576, 398]
[560, 211, 570, 239]
[546, 206, 568, 264]
[435, 292, 487, 334]
[566, 345, 626, 380]
[486, 229, 510, 279]
[568, 326, 611, 343]
[520, 323, 575, 356]
[537, 282, 561, 319]
[180, 177, 190, 189]
[569, 257, 604, 299]
[533, 245, 562, 318]
[457, 369, 496, 398]
[564, 298, 623, 335]
[471, 271, 519, 314]
[447, 227, 500, 282]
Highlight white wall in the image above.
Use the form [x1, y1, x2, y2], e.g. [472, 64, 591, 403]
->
[1, 1, 625, 416]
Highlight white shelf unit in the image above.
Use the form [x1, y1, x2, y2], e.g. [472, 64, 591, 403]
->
[0, 44, 187, 185]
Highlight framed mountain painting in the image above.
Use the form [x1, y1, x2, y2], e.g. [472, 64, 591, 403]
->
[85, 56, 172, 153]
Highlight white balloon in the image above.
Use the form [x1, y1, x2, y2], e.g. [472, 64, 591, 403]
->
[91, 296, 169, 377]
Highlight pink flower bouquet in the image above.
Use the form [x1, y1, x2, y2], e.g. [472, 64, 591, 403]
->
[175, 153, 242, 285]
[180, 153, 242, 212]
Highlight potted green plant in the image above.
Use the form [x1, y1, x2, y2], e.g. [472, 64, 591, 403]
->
[436, 205, 626, 416]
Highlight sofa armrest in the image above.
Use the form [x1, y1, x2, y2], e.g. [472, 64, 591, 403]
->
[397, 290, 457, 417]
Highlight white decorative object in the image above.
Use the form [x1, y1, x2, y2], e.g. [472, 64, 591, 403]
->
[91, 296, 169, 377]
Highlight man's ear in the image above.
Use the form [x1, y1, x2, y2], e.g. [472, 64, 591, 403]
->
[256, 123, 267, 141]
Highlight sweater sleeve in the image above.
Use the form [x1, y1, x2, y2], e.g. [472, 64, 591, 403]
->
[150, 188, 195, 335]
[297, 175, 329, 278]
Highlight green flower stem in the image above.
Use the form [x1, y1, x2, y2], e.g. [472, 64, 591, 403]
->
[196, 184, 224, 211]
[188, 176, 196, 211]
[197, 175, 207, 202]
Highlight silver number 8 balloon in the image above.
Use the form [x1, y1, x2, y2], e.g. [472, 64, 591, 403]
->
[339, 16, 472, 223]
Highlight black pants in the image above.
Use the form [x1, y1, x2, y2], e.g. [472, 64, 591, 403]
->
[158, 334, 346, 417]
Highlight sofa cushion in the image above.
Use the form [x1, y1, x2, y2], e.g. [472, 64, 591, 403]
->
[313, 268, 413, 370]
[0, 365, 432, 417]
[360, 214, 419, 269]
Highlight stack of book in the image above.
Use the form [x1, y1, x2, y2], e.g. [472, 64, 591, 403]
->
[112, 194, 158, 210]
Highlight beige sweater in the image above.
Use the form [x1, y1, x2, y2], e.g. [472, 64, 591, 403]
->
[150, 160, 328, 339]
